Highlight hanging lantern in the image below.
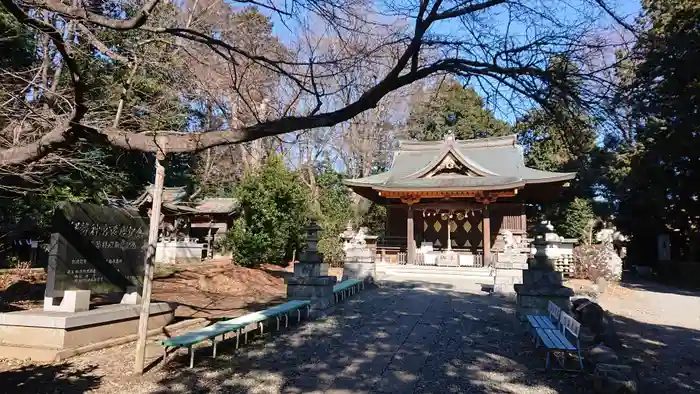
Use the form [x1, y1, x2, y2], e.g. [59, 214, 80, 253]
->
[456, 212, 465, 221]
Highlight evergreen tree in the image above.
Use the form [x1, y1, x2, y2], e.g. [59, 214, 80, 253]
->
[406, 78, 510, 141]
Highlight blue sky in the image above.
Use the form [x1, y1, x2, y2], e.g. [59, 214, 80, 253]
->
[265, 0, 641, 122]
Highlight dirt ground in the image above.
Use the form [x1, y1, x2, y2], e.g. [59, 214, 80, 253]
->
[0, 261, 343, 318]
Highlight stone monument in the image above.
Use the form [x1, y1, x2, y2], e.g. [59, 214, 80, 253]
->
[286, 220, 338, 312]
[514, 220, 574, 321]
[343, 226, 377, 284]
[44, 202, 149, 310]
[0, 202, 174, 361]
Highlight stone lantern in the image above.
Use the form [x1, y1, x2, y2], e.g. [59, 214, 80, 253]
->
[514, 220, 573, 321]
[285, 220, 338, 312]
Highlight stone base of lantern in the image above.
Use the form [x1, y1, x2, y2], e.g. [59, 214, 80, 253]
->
[286, 276, 337, 312]
[514, 269, 573, 321]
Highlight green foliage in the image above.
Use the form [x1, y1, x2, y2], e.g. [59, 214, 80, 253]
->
[359, 202, 387, 238]
[515, 56, 601, 234]
[613, 0, 700, 259]
[559, 198, 596, 242]
[223, 156, 309, 267]
[407, 78, 510, 141]
[315, 168, 353, 265]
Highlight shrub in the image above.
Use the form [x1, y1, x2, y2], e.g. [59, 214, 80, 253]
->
[572, 244, 613, 281]
[222, 156, 310, 267]
[315, 169, 353, 266]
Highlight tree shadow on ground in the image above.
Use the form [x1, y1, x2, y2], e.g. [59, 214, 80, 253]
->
[0, 362, 102, 394]
[610, 311, 700, 394]
[149, 280, 597, 394]
[619, 274, 700, 297]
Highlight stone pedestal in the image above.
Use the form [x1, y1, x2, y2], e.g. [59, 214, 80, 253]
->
[343, 247, 376, 284]
[514, 269, 574, 321]
[343, 262, 376, 283]
[44, 290, 91, 312]
[285, 220, 337, 312]
[286, 276, 337, 310]
[493, 253, 528, 294]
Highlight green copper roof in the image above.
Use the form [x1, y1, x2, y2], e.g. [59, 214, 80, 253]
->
[344, 134, 575, 191]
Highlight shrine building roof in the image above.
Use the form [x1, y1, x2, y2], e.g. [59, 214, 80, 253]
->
[344, 134, 575, 201]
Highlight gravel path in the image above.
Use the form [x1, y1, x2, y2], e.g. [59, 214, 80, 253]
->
[7, 277, 588, 394]
[598, 279, 700, 394]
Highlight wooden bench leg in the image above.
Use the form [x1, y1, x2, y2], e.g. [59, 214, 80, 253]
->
[189, 346, 195, 368]
[259, 322, 264, 336]
[297, 309, 301, 323]
[236, 329, 241, 350]
[306, 305, 310, 318]
[276, 316, 280, 331]
[285, 313, 289, 328]
[212, 338, 217, 358]
[245, 329, 248, 344]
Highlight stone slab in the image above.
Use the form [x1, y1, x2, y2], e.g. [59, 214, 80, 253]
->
[0, 302, 172, 329]
[0, 303, 173, 360]
[286, 276, 337, 286]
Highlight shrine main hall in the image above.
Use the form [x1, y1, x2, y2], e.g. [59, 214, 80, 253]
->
[344, 133, 575, 267]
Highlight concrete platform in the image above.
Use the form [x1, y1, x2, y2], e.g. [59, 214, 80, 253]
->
[0, 302, 174, 361]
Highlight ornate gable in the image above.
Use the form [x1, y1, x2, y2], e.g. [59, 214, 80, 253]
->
[425, 152, 480, 178]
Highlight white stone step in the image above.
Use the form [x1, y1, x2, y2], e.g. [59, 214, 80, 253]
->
[375, 264, 493, 279]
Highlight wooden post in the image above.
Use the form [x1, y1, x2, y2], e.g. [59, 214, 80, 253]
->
[483, 205, 491, 265]
[134, 153, 165, 374]
[446, 211, 452, 252]
[407, 205, 415, 264]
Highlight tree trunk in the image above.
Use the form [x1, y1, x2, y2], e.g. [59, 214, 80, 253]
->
[134, 154, 165, 374]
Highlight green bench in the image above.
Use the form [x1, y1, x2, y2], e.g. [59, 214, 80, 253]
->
[333, 279, 364, 303]
[161, 300, 311, 367]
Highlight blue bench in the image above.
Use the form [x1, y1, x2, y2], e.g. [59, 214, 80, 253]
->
[161, 300, 311, 367]
[526, 301, 562, 345]
[536, 312, 584, 371]
[525, 301, 583, 371]
[333, 279, 363, 303]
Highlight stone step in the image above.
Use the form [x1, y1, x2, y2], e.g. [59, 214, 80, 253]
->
[375, 264, 493, 279]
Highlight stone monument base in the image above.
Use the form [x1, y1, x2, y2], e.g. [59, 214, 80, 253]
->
[0, 302, 173, 361]
[514, 269, 573, 321]
[342, 261, 376, 284]
[286, 276, 336, 311]
[44, 289, 91, 312]
[493, 255, 528, 294]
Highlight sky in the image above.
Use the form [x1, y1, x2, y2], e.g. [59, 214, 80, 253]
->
[257, 0, 644, 125]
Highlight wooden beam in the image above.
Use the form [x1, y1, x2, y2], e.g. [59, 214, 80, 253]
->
[380, 189, 518, 201]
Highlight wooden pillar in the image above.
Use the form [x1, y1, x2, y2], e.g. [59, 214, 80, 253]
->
[483, 204, 491, 265]
[407, 205, 415, 264]
[520, 203, 527, 233]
